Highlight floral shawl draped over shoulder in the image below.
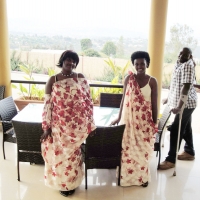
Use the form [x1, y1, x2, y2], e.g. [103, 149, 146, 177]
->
[120, 72, 157, 186]
[41, 77, 96, 191]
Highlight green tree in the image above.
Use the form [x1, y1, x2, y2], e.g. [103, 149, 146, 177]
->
[84, 49, 101, 57]
[102, 41, 117, 56]
[165, 24, 198, 62]
[80, 38, 92, 51]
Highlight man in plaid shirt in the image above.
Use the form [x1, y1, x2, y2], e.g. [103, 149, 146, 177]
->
[160, 47, 198, 170]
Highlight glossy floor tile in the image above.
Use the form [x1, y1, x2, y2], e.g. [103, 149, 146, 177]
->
[1, 130, 200, 200]
[0, 93, 200, 200]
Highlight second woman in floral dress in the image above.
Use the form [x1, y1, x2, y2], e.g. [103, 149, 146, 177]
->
[111, 51, 158, 187]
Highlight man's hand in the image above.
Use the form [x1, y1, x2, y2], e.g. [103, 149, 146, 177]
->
[171, 107, 181, 114]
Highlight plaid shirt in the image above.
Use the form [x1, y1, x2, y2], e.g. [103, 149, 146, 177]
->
[168, 59, 197, 109]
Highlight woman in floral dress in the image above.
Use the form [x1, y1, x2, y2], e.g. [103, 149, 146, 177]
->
[40, 50, 96, 197]
[111, 51, 158, 187]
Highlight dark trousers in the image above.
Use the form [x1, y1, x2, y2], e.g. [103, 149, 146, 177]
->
[165, 108, 195, 163]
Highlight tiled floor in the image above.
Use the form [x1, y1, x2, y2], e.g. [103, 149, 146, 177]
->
[0, 92, 200, 200]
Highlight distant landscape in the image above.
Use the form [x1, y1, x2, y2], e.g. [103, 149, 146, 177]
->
[9, 32, 148, 60]
[9, 28, 200, 61]
[9, 22, 200, 88]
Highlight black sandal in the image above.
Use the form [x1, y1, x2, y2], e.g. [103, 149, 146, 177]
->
[141, 181, 148, 187]
[60, 189, 75, 197]
[68, 189, 75, 195]
[59, 191, 69, 197]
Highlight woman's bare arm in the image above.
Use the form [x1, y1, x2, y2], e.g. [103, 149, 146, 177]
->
[45, 76, 55, 94]
[110, 75, 130, 125]
[150, 77, 158, 124]
[40, 76, 55, 142]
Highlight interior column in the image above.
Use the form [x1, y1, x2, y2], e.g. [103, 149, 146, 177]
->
[147, 0, 168, 113]
[0, 0, 11, 97]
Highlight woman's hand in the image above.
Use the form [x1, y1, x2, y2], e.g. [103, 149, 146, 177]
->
[40, 128, 52, 142]
[110, 118, 120, 126]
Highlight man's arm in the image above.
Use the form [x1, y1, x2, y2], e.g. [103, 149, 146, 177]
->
[194, 84, 200, 89]
[171, 83, 191, 114]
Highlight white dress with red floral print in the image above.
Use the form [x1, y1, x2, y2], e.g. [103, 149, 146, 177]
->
[119, 73, 157, 186]
[41, 77, 96, 191]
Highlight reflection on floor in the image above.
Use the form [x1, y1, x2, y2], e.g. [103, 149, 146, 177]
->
[0, 116, 200, 200]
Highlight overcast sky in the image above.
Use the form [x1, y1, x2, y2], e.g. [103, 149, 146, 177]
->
[6, 0, 200, 41]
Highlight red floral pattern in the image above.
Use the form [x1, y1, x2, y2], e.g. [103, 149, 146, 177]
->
[41, 77, 96, 191]
[120, 73, 157, 186]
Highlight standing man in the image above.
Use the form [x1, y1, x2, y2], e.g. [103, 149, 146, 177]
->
[160, 47, 198, 170]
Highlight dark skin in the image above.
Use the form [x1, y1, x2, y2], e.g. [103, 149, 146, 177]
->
[40, 58, 84, 142]
[111, 58, 158, 125]
[163, 48, 193, 114]
[194, 84, 200, 89]
[190, 56, 200, 89]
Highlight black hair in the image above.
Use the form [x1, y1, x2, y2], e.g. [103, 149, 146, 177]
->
[57, 50, 79, 68]
[131, 51, 150, 67]
[183, 47, 192, 54]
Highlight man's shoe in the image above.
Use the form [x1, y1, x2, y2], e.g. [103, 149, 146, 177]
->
[159, 161, 175, 170]
[178, 151, 195, 160]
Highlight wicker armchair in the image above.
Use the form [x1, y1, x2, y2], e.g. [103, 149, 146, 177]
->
[12, 121, 44, 181]
[100, 93, 123, 108]
[154, 104, 171, 169]
[0, 96, 18, 159]
[81, 124, 125, 189]
[0, 85, 5, 100]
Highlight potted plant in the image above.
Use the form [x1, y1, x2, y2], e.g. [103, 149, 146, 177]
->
[12, 64, 55, 110]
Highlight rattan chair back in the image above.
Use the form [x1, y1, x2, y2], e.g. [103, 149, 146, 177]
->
[12, 121, 44, 181]
[154, 104, 171, 168]
[0, 96, 18, 159]
[0, 85, 5, 100]
[82, 124, 125, 189]
[100, 93, 123, 108]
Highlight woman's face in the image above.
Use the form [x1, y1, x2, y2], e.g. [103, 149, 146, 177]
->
[133, 58, 148, 74]
[62, 58, 76, 72]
